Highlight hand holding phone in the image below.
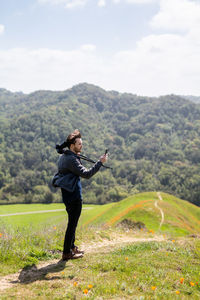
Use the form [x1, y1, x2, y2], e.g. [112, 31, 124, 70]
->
[100, 149, 108, 163]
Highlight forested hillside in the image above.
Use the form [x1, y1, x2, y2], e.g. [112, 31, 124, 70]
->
[182, 95, 200, 104]
[0, 83, 200, 206]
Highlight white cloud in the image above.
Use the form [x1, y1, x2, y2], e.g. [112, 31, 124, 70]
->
[2, 0, 200, 96]
[0, 47, 104, 93]
[80, 44, 96, 51]
[1, 32, 200, 96]
[111, 31, 200, 95]
[151, 0, 200, 32]
[98, 0, 106, 7]
[38, 0, 65, 4]
[38, 0, 158, 7]
[126, 0, 157, 3]
[38, 0, 87, 9]
[0, 24, 5, 35]
[112, 0, 159, 4]
[65, 0, 87, 8]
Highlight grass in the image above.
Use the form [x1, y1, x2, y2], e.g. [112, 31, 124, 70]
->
[1, 192, 200, 234]
[0, 222, 61, 275]
[0, 203, 66, 228]
[0, 203, 65, 214]
[0, 191, 200, 275]
[0, 203, 94, 228]
[1, 231, 200, 299]
[0, 192, 200, 299]
[0, 211, 66, 228]
[0, 206, 109, 275]
[86, 193, 157, 227]
[82, 192, 200, 236]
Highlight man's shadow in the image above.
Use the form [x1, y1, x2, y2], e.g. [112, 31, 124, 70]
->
[16, 260, 67, 284]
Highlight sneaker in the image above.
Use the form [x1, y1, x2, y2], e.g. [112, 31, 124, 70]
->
[72, 246, 85, 255]
[62, 251, 83, 261]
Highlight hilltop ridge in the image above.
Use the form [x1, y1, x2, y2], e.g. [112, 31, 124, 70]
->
[82, 192, 200, 236]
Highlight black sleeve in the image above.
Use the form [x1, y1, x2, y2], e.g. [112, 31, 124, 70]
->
[67, 156, 103, 179]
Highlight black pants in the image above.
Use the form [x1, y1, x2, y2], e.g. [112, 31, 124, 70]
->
[61, 188, 82, 254]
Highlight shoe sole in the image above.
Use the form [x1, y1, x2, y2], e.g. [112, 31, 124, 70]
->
[62, 254, 83, 261]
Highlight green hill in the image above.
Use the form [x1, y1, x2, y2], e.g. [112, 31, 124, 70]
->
[0, 83, 200, 206]
[1, 192, 199, 237]
[81, 192, 200, 236]
[1, 193, 200, 299]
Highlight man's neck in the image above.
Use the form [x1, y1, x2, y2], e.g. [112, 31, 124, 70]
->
[69, 148, 78, 155]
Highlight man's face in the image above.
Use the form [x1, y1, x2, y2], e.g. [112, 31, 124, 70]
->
[72, 138, 82, 154]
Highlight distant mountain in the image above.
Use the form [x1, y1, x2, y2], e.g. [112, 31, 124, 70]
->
[0, 83, 200, 206]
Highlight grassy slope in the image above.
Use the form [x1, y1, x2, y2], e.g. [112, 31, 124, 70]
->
[0, 193, 200, 299]
[0, 191, 199, 233]
[1, 191, 199, 233]
[82, 192, 200, 236]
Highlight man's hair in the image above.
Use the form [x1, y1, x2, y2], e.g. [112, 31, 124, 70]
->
[56, 129, 81, 154]
[66, 129, 81, 148]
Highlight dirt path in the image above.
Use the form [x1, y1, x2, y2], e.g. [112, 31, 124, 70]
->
[155, 192, 165, 229]
[0, 234, 164, 292]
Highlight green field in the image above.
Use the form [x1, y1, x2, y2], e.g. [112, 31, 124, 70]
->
[0, 203, 96, 228]
[0, 203, 118, 232]
[0, 192, 200, 299]
[1, 192, 199, 235]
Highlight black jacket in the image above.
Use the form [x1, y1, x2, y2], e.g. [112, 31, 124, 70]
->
[52, 150, 102, 192]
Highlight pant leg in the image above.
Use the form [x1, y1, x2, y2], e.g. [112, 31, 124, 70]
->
[61, 189, 82, 254]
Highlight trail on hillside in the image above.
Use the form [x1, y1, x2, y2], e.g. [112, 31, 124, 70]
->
[155, 192, 165, 229]
[0, 233, 164, 292]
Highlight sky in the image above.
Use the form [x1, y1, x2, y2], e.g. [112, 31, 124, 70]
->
[0, 0, 200, 96]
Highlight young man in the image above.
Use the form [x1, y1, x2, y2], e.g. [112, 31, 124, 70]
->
[54, 129, 107, 260]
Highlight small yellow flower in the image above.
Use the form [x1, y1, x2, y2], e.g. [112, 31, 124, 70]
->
[176, 291, 180, 295]
[190, 282, 195, 286]
[83, 289, 88, 294]
[180, 278, 184, 284]
[151, 286, 156, 291]
[133, 275, 137, 279]
[149, 229, 154, 234]
[53, 226, 56, 230]
[0, 233, 2, 238]
[61, 271, 64, 275]
[125, 257, 129, 261]
[73, 281, 78, 287]
[172, 240, 175, 243]
[88, 284, 93, 289]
